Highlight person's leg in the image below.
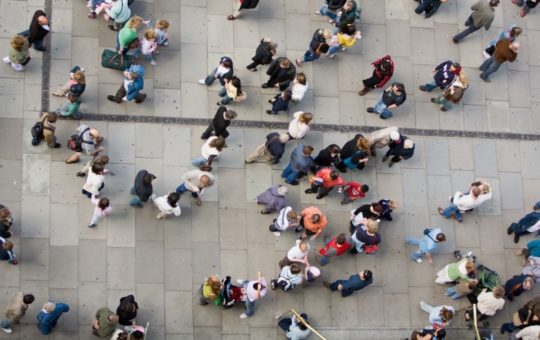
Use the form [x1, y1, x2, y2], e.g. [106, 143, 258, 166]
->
[33, 38, 45, 51]
[113, 84, 126, 102]
[480, 60, 502, 80]
[453, 25, 479, 43]
[372, 96, 386, 114]
[302, 49, 317, 63]
[419, 301, 435, 315]
[246, 144, 266, 163]
[244, 299, 255, 317]
[232, 3, 247, 19]
[415, 0, 426, 14]
[220, 94, 232, 105]
[278, 318, 293, 331]
[246, 60, 260, 70]
[204, 69, 217, 85]
[201, 122, 214, 139]
[479, 57, 494, 72]
[421, 81, 438, 92]
[317, 186, 331, 198]
[327, 45, 340, 57]
[175, 183, 187, 194]
[379, 107, 394, 119]
[446, 287, 458, 299]
[285, 169, 300, 184]
[329, 280, 344, 291]
[282, 163, 293, 178]
[1, 319, 12, 331]
[500, 322, 516, 333]
[156, 211, 168, 219]
[521, 4, 531, 16]
[191, 156, 207, 167]
[441, 204, 459, 218]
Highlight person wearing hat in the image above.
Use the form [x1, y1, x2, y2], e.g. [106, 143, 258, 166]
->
[256, 184, 288, 214]
[452, 0, 499, 43]
[382, 135, 415, 167]
[366, 127, 399, 156]
[419, 60, 461, 92]
[367, 82, 406, 120]
[358, 55, 394, 96]
[201, 106, 237, 140]
[245, 132, 290, 164]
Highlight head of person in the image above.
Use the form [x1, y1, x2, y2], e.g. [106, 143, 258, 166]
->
[435, 233, 446, 243]
[37, 15, 49, 26]
[329, 170, 340, 180]
[117, 332, 129, 340]
[409, 330, 422, 340]
[221, 58, 233, 69]
[328, 144, 341, 155]
[344, 24, 357, 35]
[510, 41, 520, 52]
[131, 330, 144, 340]
[200, 175, 212, 188]
[286, 210, 297, 222]
[279, 58, 291, 69]
[465, 261, 475, 274]
[107, 314, 119, 324]
[295, 72, 306, 85]
[98, 197, 110, 210]
[318, 43, 330, 54]
[298, 314, 309, 330]
[381, 58, 392, 72]
[143, 173, 157, 184]
[0, 207, 11, 220]
[492, 285, 504, 299]
[450, 62, 461, 74]
[23, 294, 35, 305]
[471, 186, 481, 198]
[371, 203, 383, 215]
[67, 93, 79, 103]
[302, 145, 314, 156]
[230, 76, 242, 94]
[299, 240, 309, 252]
[524, 276, 535, 290]
[344, 0, 356, 11]
[445, 86, 465, 104]
[310, 213, 321, 224]
[290, 263, 302, 275]
[361, 184, 369, 193]
[282, 90, 292, 101]
[489, 0, 500, 7]
[225, 109, 237, 120]
[144, 29, 157, 41]
[336, 233, 347, 245]
[366, 220, 378, 234]
[167, 192, 180, 208]
[388, 200, 398, 209]
[299, 112, 313, 124]
[43, 302, 56, 313]
[10, 35, 26, 51]
[91, 162, 105, 175]
[95, 155, 109, 166]
[278, 133, 290, 144]
[156, 19, 170, 30]
[510, 26, 523, 38]
[277, 186, 288, 197]
[404, 139, 414, 149]
[356, 137, 371, 155]
[210, 136, 226, 151]
[47, 112, 58, 123]
[127, 72, 139, 80]
[128, 16, 144, 29]
[392, 82, 405, 95]
[389, 130, 400, 142]
[72, 70, 86, 84]
[440, 307, 453, 322]
[360, 270, 372, 281]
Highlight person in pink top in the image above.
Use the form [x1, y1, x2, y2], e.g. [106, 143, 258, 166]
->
[305, 168, 345, 199]
[88, 195, 112, 228]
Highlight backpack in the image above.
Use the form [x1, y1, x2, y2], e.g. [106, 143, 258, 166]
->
[67, 127, 91, 152]
[31, 121, 44, 139]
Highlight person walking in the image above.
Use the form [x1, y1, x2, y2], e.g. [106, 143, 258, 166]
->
[198, 275, 222, 306]
[382, 135, 415, 168]
[336, 134, 371, 172]
[326, 27, 361, 58]
[151, 192, 181, 219]
[105, 0, 131, 31]
[437, 184, 493, 222]
[227, 0, 260, 20]
[51, 66, 86, 98]
[366, 82, 406, 119]
[0, 293, 35, 334]
[504, 274, 535, 301]
[414, 0, 449, 19]
[266, 90, 292, 115]
[246, 38, 277, 71]
[500, 297, 540, 334]
[366, 126, 399, 156]
[452, 0, 499, 43]
[483, 26, 522, 58]
[430, 71, 468, 112]
[350, 219, 381, 255]
[279, 236, 310, 268]
[0, 205, 13, 238]
[64, 125, 104, 164]
[315, 0, 347, 22]
[318, 233, 352, 266]
[116, 295, 138, 327]
[0, 237, 17, 265]
[34, 112, 61, 148]
[479, 40, 519, 83]
[262, 57, 296, 91]
[419, 60, 461, 93]
[256, 184, 288, 214]
[333, 0, 359, 33]
[140, 29, 158, 66]
[405, 228, 446, 263]
[191, 136, 226, 169]
[277, 313, 311, 340]
[116, 16, 147, 55]
[270, 263, 304, 292]
[305, 167, 345, 199]
[295, 28, 331, 66]
[88, 195, 112, 228]
[245, 132, 289, 164]
[281, 144, 314, 185]
[435, 258, 475, 284]
[507, 208, 540, 244]
[513, 0, 539, 17]
[238, 271, 267, 319]
[218, 76, 247, 105]
[20, 10, 49, 51]
[358, 55, 394, 96]
[2, 35, 30, 72]
[92, 307, 119, 337]
[37, 302, 70, 335]
[82, 163, 106, 199]
[107, 65, 147, 104]
[323, 270, 373, 297]
[297, 206, 328, 240]
[268, 206, 299, 237]
[288, 112, 312, 140]
[129, 170, 156, 207]
[175, 169, 215, 207]
[291, 73, 308, 103]
[418, 302, 455, 329]
[201, 106, 237, 140]
[199, 56, 234, 87]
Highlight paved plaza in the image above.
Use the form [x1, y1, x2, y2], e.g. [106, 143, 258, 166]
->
[0, 0, 540, 339]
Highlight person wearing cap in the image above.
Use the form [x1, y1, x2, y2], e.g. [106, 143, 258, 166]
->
[479, 39, 519, 83]
[282, 144, 314, 186]
[382, 135, 415, 167]
[245, 132, 290, 164]
[175, 169, 215, 207]
[323, 270, 373, 297]
[405, 228, 446, 263]
[419, 60, 461, 93]
[452, 0, 499, 43]
[256, 184, 288, 214]
[129, 169, 156, 207]
[366, 127, 399, 156]
[239, 271, 267, 319]
[297, 206, 328, 240]
[305, 168, 345, 199]
[201, 106, 237, 140]
[366, 82, 406, 120]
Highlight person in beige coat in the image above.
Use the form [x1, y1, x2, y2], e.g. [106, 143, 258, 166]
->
[1, 293, 35, 333]
[366, 126, 399, 156]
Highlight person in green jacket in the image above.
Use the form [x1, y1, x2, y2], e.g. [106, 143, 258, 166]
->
[55, 93, 82, 119]
[2, 35, 30, 72]
[116, 16, 147, 55]
[435, 258, 475, 284]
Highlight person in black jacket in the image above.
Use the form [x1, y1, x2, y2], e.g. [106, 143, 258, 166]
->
[247, 39, 277, 71]
[116, 295, 139, 326]
[367, 82, 406, 119]
[199, 57, 234, 87]
[228, 0, 260, 20]
[315, 0, 347, 21]
[0, 205, 13, 238]
[336, 134, 370, 172]
[262, 57, 296, 91]
[129, 170, 156, 207]
[295, 29, 330, 66]
[245, 132, 290, 164]
[312, 144, 341, 172]
[201, 106, 237, 139]
[19, 10, 49, 51]
[382, 136, 415, 167]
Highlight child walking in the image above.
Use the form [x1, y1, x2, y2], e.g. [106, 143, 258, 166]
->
[88, 195, 112, 228]
[266, 90, 291, 115]
[141, 30, 158, 66]
[154, 19, 170, 46]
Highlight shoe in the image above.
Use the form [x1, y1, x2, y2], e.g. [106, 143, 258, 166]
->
[437, 207, 444, 216]
[430, 98, 437, 103]
[440, 106, 447, 112]
[329, 19, 335, 24]
[425, 11, 434, 19]
[272, 231, 281, 237]
[480, 75, 491, 83]
[516, 248, 525, 256]
[88, 12, 97, 19]
[323, 280, 330, 289]
[483, 51, 491, 59]
[381, 155, 388, 162]
[514, 234, 520, 244]
[452, 37, 458, 44]
[192, 197, 202, 207]
[314, 10, 321, 15]
[419, 85, 428, 91]
[108, 24, 119, 31]
[294, 225, 303, 233]
[305, 188, 313, 194]
[227, 15, 236, 21]
[134, 94, 147, 103]
[328, 54, 336, 59]
[414, 258, 423, 263]
[316, 194, 323, 199]
[107, 95, 121, 103]
[2, 56, 10, 64]
[286, 180, 299, 186]
[88, 223, 96, 228]
[247, 66, 257, 72]
[150, 60, 157, 66]
[260, 210, 271, 214]
[261, 83, 269, 88]
[1, 327, 12, 334]
[198, 79, 206, 85]
[240, 313, 248, 319]
[367, 107, 375, 113]
[265, 110, 273, 115]
[53, 143, 61, 148]
[200, 134, 210, 140]
[388, 161, 394, 168]
[358, 87, 369, 96]
[76, 171, 86, 177]
[453, 250, 462, 260]
[507, 226, 514, 235]
[456, 216, 463, 223]
[270, 280, 277, 290]
[350, 248, 358, 254]
[237, 279, 245, 285]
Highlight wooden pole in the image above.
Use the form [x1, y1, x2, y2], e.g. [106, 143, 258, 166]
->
[472, 304, 481, 340]
[289, 309, 327, 340]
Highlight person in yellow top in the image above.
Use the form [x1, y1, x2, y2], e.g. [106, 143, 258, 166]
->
[327, 26, 361, 58]
[198, 275, 223, 306]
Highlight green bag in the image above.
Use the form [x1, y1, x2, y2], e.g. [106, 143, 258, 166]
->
[101, 49, 132, 71]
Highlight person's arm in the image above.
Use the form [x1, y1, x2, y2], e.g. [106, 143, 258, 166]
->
[206, 155, 218, 167]
[255, 272, 262, 299]
[426, 252, 433, 264]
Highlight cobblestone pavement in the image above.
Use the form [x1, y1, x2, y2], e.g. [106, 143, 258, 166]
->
[0, 0, 539, 339]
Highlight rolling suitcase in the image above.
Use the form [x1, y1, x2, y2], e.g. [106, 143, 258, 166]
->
[101, 49, 132, 71]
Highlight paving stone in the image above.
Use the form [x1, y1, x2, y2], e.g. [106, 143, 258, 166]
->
[50, 203, 79, 246]
[20, 238, 49, 281]
[402, 168, 428, 209]
[49, 245, 78, 288]
[78, 239, 107, 282]
[487, 100, 511, 132]
[107, 247, 135, 289]
[383, 293, 410, 327]
[164, 248, 192, 291]
[473, 139, 498, 178]
[520, 142, 540, 179]
[135, 240, 165, 283]
[153, 50, 182, 89]
[165, 291, 193, 334]
[496, 140, 521, 173]
[78, 282, 107, 325]
[136, 283, 165, 326]
[21, 195, 49, 238]
[499, 172, 524, 211]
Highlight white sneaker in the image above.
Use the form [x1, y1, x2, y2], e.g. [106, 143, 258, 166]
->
[240, 313, 248, 319]
[272, 231, 281, 237]
[237, 279, 245, 285]
[314, 10, 321, 15]
[150, 60, 157, 66]
[198, 79, 206, 85]
[2, 56, 10, 64]
[414, 258, 423, 263]
[1, 327, 13, 334]
[483, 51, 490, 59]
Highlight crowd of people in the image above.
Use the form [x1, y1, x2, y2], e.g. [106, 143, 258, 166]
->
[0, 0, 538, 338]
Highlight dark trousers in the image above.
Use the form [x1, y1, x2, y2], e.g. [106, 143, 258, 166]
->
[113, 84, 146, 103]
[19, 30, 45, 50]
[267, 77, 289, 91]
[415, 0, 441, 14]
[247, 60, 261, 69]
[453, 15, 481, 42]
[278, 313, 307, 332]
[384, 149, 402, 163]
[311, 183, 333, 198]
[201, 123, 229, 139]
[82, 183, 105, 198]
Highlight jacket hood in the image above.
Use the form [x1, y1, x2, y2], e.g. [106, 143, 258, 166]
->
[128, 64, 145, 78]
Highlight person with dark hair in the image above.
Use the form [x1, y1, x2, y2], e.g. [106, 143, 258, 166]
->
[270, 263, 303, 292]
[295, 29, 331, 66]
[192, 136, 226, 169]
[414, 0, 449, 18]
[312, 144, 341, 172]
[507, 208, 540, 244]
[409, 328, 447, 339]
[318, 233, 352, 266]
[92, 307, 119, 337]
[238, 271, 267, 318]
[129, 329, 144, 339]
[88, 195, 112, 228]
[323, 270, 373, 297]
[129, 170, 157, 207]
[35, 112, 61, 148]
[266, 90, 292, 115]
[350, 202, 383, 232]
[315, 0, 347, 21]
[305, 168, 345, 199]
[0, 205, 13, 239]
[367, 82, 407, 119]
[334, 0, 359, 33]
[336, 134, 371, 172]
[151, 192, 181, 219]
[246, 38, 277, 71]
[281, 144, 314, 185]
[501, 297, 540, 334]
[218, 76, 247, 105]
[107, 65, 147, 104]
[297, 207, 328, 240]
[358, 55, 394, 96]
[452, 0, 499, 43]
[277, 313, 311, 339]
[199, 56, 234, 86]
[0, 238, 17, 265]
[201, 106, 237, 140]
[419, 302, 455, 330]
[419, 61, 461, 93]
[0, 293, 35, 334]
[479, 39, 519, 83]
[406, 228, 446, 263]
[19, 10, 49, 51]
[82, 163, 106, 198]
[227, 0, 260, 20]
[262, 57, 296, 90]
[378, 199, 397, 221]
[340, 182, 369, 205]
[116, 295, 139, 326]
[383, 135, 415, 168]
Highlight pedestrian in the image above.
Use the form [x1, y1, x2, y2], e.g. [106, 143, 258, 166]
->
[445, 279, 478, 300]
[358, 55, 394, 96]
[198, 56, 234, 87]
[409, 329, 447, 340]
[0, 205, 13, 238]
[201, 106, 237, 140]
[366, 82, 406, 119]
[516, 240, 540, 266]
[333, 1, 359, 33]
[336, 134, 371, 172]
[323, 270, 373, 297]
[82, 163, 106, 199]
[116, 16, 146, 55]
[198, 275, 223, 306]
[318, 233, 352, 266]
[312, 144, 341, 172]
[116, 294, 138, 327]
[227, 0, 260, 20]
[435, 258, 475, 284]
[19, 10, 49, 51]
[504, 274, 535, 301]
[340, 181, 369, 205]
[140, 29, 158, 66]
[107, 65, 147, 104]
[437, 184, 493, 223]
[91, 307, 119, 337]
[430, 73, 468, 112]
[268, 206, 299, 237]
[266, 90, 291, 115]
[262, 57, 296, 91]
[483, 25, 522, 58]
[291, 72, 308, 103]
[0, 293, 34, 334]
[218, 76, 247, 105]
[366, 127, 398, 158]
[463, 286, 505, 325]
[129, 170, 156, 207]
[382, 135, 415, 168]
[55, 93, 82, 118]
[281, 144, 314, 185]
[2, 35, 30, 72]
[452, 0, 499, 43]
[513, 0, 539, 17]
[221, 276, 244, 309]
[238, 271, 267, 319]
[379, 199, 397, 221]
[419, 60, 461, 93]
[279, 237, 310, 268]
[246, 38, 277, 71]
[77, 154, 111, 178]
[51, 66, 86, 98]
[256, 184, 288, 214]
[507, 209, 540, 244]
[350, 202, 383, 233]
[103, 0, 130, 31]
[405, 228, 446, 263]
[154, 19, 170, 46]
[479, 40, 519, 83]
[277, 313, 311, 340]
[288, 112, 312, 140]
[295, 28, 331, 66]
[88, 195, 111, 228]
[151, 192, 181, 219]
[270, 263, 303, 292]
[305, 168, 345, 199]
[32, 112, 60, 148]
[315, 0, 347, 22]
[0, 237, 17, 265]
[501, 297, 540, 334]
[297, 207, 328, 240]
[37, 301, 70, 335]
[175, 169, 215, 207]
[65, 125, 104, 164]
[516, 325, 540, 340]
[418, 302, 455, 329]
[326, 27, 361, 58]
[191, 135, 226, 169]
[414, 0, 449, 19]
[350, 219, 381, 255]
[245, 132, 289, 164]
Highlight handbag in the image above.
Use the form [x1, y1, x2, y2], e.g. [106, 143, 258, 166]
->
[363, 244, 378, 255]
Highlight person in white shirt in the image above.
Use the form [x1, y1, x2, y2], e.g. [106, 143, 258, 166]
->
[290, 73, 308, 103]
[279, 237, 310, 268]
[198, 56, 233, 86]
[82, 163, 106, 198]
[269, 207, 300, 236]
[151, 192, 181, 219]
[140, 30, 158, 66]
[516, 325, 540, 340]
[278, 313, 311, 340]
[464, 286, 505, 325]
[288, 112, 313, 140]
[191, 136, 226, 169]
[437, 183, 492, 222]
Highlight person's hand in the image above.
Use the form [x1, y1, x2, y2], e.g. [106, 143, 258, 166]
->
[337, 284, 343, 290]
[274, 84, 279, 88]
[122, 96, 127, 102]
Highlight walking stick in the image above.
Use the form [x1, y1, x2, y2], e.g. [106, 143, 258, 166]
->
[472, 304, 481, 340]
[276, 309, 326, 340]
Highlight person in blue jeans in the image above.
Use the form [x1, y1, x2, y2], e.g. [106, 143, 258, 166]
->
[295, 29, 330, 66]
[281, 145, 314, 185]
[315, 0, 346, 21]
[367, 82, 406, 119]
[277, 313, 311, 339]
[323, 270, 373, 297]
[37, 302, 70, 335]
[406, 228, 446, 263]
[419, 60, 460, 92]
[479, 40, 519, 83]
[239, 272, 267, 319]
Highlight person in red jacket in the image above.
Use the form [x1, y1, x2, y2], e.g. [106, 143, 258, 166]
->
[318, 233, 352, 266]
[358, 55, 394, 96]
[305, 168, 345, 199]
[341, 181, 369, 205]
